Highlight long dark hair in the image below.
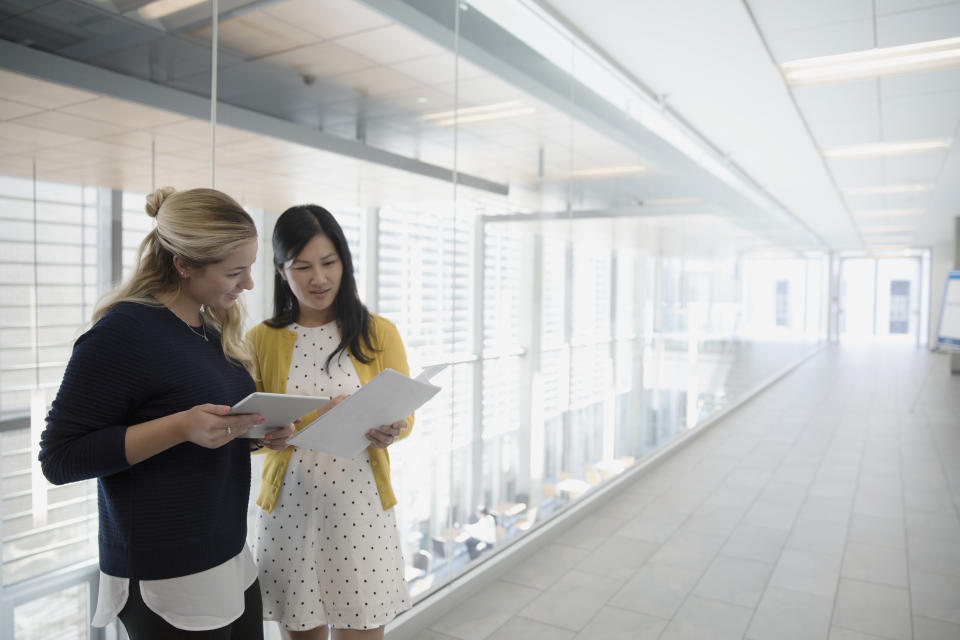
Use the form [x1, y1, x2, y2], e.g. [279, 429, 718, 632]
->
[265, 204, 374, 370]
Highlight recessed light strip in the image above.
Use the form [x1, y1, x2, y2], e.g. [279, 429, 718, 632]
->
[781, 36, 960, 86]
[422, 100, 526, 122]
[825, 139, 951, 158]
[859, 225, 917, 233]
[434, 107, 536, 127]
[852, 209, 924, 217]
[843, 184, 934, 196]
[569, 165, 647, 178]
[137, 0, 206, 20]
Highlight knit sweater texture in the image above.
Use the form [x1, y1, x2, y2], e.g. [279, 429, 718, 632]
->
[39, 301, 255, 580]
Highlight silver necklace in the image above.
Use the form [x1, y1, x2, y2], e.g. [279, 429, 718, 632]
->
[186, 320, 208, 341]
[179, 309, 209, 341]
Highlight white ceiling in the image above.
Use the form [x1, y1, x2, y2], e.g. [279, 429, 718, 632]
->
[544, 0, 960, 250]
[1, 0, 956, 252]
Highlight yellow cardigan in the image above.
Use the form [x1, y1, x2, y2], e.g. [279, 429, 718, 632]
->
[246, 315, 414, 513]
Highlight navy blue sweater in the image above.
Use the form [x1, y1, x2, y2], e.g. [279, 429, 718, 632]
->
[39, 302, 255, 580]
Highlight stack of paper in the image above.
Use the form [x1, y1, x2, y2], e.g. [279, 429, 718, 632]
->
[287, 367, 442, 458]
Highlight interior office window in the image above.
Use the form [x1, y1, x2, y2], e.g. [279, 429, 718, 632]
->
[335, 208, 362, 296]
[377, 205, 474, 590]
[775, 279, 789, 327]
[889, 280, 910, 334]
[122, 190, 150, 277]
[0, 175, 100, 590]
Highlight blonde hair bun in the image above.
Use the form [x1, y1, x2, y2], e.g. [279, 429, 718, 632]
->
[145, 186, 177, 218]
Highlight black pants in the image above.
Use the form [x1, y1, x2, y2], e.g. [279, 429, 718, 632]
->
[118, 578, 263, 640]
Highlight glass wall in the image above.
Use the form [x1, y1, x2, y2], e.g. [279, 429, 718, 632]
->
[0, 0, 827, 636]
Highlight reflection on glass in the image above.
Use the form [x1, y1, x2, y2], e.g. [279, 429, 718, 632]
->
[14, 583, 87, 639]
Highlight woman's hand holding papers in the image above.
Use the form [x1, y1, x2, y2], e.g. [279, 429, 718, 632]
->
[259, 421, 295, 451]
[365, 420, 405, 449]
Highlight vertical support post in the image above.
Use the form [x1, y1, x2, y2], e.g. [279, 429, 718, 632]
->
[97, 188, 122, 295]
[828, 252, 841, 343]
[951, 217, 960, 373]
[361, 207, 379, 310]
[518, 231, 542, 505]
[470, 215, 485, 512]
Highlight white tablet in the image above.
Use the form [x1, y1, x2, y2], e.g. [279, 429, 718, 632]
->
[229, 392, 330, 439]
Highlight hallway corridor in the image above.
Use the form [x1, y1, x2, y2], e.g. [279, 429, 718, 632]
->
[421, 346, 960, 640]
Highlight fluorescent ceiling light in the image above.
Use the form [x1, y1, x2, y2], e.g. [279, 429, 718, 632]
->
[843, 184, 934, 196]
[867, 244, 912, 251]
[642, 197, 703, 206]
[422, 100, 526, 121]
[824, 139, 951, 158]
[434, 107, 536, 127]
[137, 0, 206, 20]
[569, 165, 648, 179]
[853, 209, 924, 217]
[782, 36, 960, 86]
[859, 225, 916, 233]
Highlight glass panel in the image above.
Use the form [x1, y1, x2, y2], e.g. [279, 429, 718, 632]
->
[14, 583, 87, 640]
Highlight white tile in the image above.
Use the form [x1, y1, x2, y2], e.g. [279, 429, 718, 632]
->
[428, 580, 541, 640]
[554, 516, 624, 551]
[658, 596, 753, 640]
[501, 543, 591, 590]
[721, 523, 789, 564]
[786, 517, 848, 556]
[572, 606, 668, 640]
[681, 504, 747, 537]
[841, 542, 908, 587]
[743, 502, 800, 531]
[769, 549, 842, 598]
[746, 587, 834, 640]
[488, 616, 575, 640]
[828, 628, 885, 640]
[913, 615, 960, 640]
[910, 570, 960, 625]
[647, 530, 726, 572]
[693, 555, 774, 608]
[575, 535, 658, 582]
[907, 535, 960, 578]
[847, 514, 906, 549]
[832, 579, 912, 640]
[607, 563, 702, 619]
[518, 570, 622, 631]
[615, 509, 688, 544]
[906, 512, 960, 542]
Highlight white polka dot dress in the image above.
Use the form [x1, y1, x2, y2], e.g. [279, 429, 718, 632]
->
[253, 321, 411, 631]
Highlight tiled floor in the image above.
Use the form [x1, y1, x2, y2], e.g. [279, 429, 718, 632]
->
[422, 345, 960, 640]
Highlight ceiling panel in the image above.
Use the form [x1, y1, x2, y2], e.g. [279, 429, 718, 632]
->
[876, 0, 960, 13]
[876, 2, 960, 46]
[883, 90, 960, 139]
[0, 69, 97, 109]
[880, 67, 960, 97]
[0, 121, 85, 147]
[262, 0, 392, 40]
[0, 97, 41, 120]
[257, 40, 377, 82]
[12, 110, 133, 140]
[747, 0, 873, 34]
[334, 23, 448, 65]
[59, 96, 187, 129]
[763, 19, 875, 61]
[190, 13, 319, 59]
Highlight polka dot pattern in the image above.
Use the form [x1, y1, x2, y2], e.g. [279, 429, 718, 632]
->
[253, 321, 411, 631]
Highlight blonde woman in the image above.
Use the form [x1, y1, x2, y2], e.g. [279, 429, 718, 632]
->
[39, 187, 293, 640]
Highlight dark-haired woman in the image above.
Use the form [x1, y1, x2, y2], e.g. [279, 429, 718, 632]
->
[248, 205, 412, 640]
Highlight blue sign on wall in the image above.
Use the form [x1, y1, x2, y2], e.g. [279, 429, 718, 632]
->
[937, 271, 960, 349]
